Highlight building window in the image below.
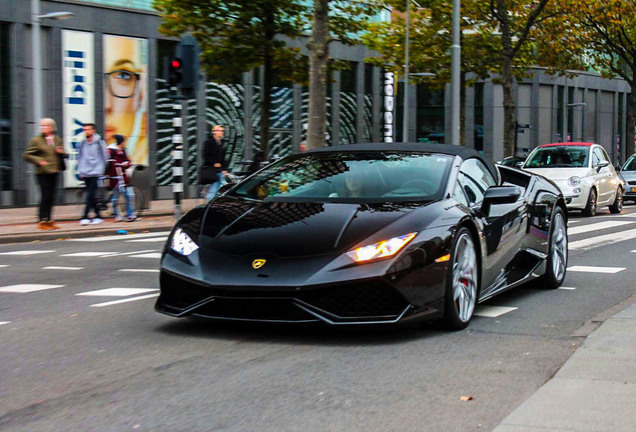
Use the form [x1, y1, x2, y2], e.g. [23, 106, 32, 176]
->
[416, 83, 445, 144]
[0, 22, 11, 191]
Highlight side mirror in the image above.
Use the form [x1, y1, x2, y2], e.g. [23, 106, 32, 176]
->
[596, 160, 610, 172]
[515, 161, 524, 169]
[482, 185, 521, 214]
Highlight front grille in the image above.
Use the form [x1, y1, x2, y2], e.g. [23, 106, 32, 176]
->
[298, 280, 407, 318]
[194, 298, 314, 322]
[628, 181, 636, 185]
[159, 271, 213, 310]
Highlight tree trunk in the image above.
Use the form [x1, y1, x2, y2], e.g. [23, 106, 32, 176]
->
[627, 85, 636, 160]
[307, 0, 329, 150]
[502, 54, 516, 158]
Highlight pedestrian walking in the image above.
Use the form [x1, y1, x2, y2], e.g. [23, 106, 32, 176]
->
[77, 123, 108, 225]
[22, 118, 66, 230]
[106, 134, 137, 222]
[200, 125, 227, 202]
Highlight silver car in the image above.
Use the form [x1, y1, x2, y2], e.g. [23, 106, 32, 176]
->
[523, 143, 623, 216]
[619, 155, 636, 203]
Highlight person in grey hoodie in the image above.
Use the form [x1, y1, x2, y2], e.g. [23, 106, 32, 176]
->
[77, 123, 108, 225]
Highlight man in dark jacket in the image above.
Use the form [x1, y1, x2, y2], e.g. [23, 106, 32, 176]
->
[202, 125, 227, 202]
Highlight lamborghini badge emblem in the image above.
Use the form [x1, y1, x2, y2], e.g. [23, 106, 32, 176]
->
[252, 259, 266, 269]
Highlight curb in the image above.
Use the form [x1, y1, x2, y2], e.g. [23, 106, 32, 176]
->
[0, 223, 174, 245]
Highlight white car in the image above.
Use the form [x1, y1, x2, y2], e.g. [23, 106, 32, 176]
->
[522, 142, 623, 216]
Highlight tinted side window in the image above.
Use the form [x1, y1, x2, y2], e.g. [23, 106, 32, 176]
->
[458, 159, 496, 206]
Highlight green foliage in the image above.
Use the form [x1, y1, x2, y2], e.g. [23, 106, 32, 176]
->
[153, 0, 311, 83]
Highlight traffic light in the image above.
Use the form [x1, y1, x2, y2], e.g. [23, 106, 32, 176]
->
[177, 35, 199, 99]
[165, 56, 183, 87]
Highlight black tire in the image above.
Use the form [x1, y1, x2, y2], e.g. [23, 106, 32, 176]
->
[540, 207, 568, 289]
[443, 227, 479, 330]
[609, 187, 623, 214]
[582, 188, 597, 217]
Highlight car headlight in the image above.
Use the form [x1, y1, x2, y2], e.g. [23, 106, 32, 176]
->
[170, 228, 199, 256]
[347, 233, 417, 263]
[567, 176, 582, 187]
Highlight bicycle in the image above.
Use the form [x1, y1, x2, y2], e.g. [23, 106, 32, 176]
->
[106, 164, 144, 221]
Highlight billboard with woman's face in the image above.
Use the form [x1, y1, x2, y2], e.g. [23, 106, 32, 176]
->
[103, 35, 148, 165]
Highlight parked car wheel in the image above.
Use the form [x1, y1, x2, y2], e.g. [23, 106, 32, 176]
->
[539, 208, 568, 289]
[443, 228, 479, 330]
[609, 187, 623, 214]
[582, 188, 597, 216]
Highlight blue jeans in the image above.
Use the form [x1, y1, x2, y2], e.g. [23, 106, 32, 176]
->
[205, 172, 223, 202]
[111, 185, 134, 218]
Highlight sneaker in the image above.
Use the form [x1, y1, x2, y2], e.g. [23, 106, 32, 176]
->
[47, 220, 61, 230]
[80, 219, 91, 226]
[38, 221, 50, 230]
[126, 216, 138, 222]
[114, 215, 125, 222]
[90, 218, 104, 225]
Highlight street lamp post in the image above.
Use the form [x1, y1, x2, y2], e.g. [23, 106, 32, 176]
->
[402, 0, 411, 142]
[30, 0, 73, 135]
[450, 0, 460, 145]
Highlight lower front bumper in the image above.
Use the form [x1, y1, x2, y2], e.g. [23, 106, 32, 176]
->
[155, 270, 442, 325]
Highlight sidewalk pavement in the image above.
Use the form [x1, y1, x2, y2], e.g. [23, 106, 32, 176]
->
[0, 198, 202, 244]
[494, 294, 636, 432]
[3, 200, 636, 431]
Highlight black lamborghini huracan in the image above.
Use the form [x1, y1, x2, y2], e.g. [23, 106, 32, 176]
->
[156, 143, 568, 329]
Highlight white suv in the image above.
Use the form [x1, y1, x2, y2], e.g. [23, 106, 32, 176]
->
[522, 143, 623, 216]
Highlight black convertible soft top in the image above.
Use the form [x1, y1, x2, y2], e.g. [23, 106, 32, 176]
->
[304, 142, 499, 182]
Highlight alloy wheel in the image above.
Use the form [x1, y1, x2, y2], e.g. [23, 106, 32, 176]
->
[452, 233, 478, 322]
[551, 212, 567, 282]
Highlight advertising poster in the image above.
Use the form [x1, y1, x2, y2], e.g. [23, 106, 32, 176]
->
[103, 35, 149, 166]
[62, 30, 94, 187]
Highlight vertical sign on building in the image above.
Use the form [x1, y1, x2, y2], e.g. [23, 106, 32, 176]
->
[103, 35, 149, 166]
[62, 30, 94, 187]
[383, 71, 395, 142]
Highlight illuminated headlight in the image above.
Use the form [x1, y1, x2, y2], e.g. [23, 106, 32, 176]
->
[347, 233, 417, 263]
[170, 228, 199, 256]
[567, 176, 582, 187]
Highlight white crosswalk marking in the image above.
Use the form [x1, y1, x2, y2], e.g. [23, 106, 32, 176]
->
[70, 232, 171, 242]
[99, 250, 157, 258]
[569, 227, 636, 250]
[118, 269, 160, 273]
[0, 284, 65, 293]
[60, 252, 119, 257]
[0, 250, 55, 256]
[0, 265, 10, 268]
[126, 237, 168, 243]
[0, 321, 9, 326]
[567, 266, 625, 274]
[89, 293, 159, 308]
[558, 286, 577, 290]
[129, 253, 162, 259]
[474, 306, 518, 318]
[42, 266, 84, 271]
[76, 288, 158, 297]
[567, 221, 634, 235]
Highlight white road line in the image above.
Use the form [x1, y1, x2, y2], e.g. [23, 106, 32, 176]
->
[474, 306, 518, 318]
[126, 237, 168, 243]
[0, 250, 56, 256]
[0, 265, 10, 268]
[70, 232, 171, 242]
[129, 253, 162, 259]
[567, 220, 581, 225]
[0, 321, 9, 326]
[60, 252, 119, 257]
[99, 249, 157, 258]
[42, 266, 84, 271]
[569, 227, 636, 250]
[567, 221, 634, 236]
[558, 286, 577, 290]
[76, 288, 158, 297]
[567, 266, 626, 274]
[118, 269, 160, 273]
[0, 284, 65, 293]
[89, 293, 159, 308]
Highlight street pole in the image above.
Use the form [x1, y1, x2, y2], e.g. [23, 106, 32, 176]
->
[450, 0, 461, 146]
[31, 0, 42, 136]
[172, 102, 183, 220]
[402, 0, 410, 143]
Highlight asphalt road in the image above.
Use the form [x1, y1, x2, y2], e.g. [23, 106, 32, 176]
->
[1, 206, 636, 432]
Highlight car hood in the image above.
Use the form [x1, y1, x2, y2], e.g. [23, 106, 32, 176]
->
[199, 198, 437, 257]
[523, 167, 595, 181]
